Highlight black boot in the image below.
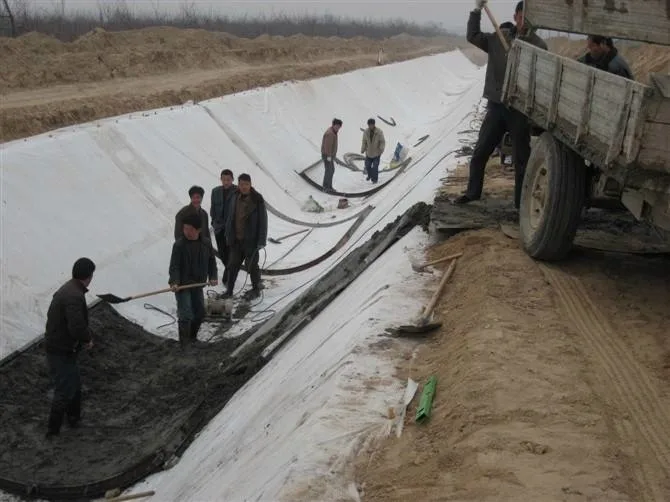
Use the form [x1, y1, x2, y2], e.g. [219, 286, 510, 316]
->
[222, 268, 229, 285]
[190, 321, 202, 342]
[178, 322, 191, 349]
[66, 389, 81, 428]
[46, 403, 65, 439]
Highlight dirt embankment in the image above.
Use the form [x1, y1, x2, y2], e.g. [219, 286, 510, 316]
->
[356, 166, 670, 501]
[0, 28, 466, 142]
[547, 37, 670, 83]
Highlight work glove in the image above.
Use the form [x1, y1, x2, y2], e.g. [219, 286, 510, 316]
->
[326, 157, 332, 162]
[208, 279, 219, 286]
[475, 0, 487, 10]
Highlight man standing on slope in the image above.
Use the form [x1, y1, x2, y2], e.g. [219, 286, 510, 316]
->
[361, 118, 385, 184]
[224, 173, 268, 300]
[321, 118, 343, 193]
[454, 0, 547, 209]
[44, 257, 96, 439]
[210, 169, 237, 284]
[169, 213, 218, 348]
[174, 185, 211, 241]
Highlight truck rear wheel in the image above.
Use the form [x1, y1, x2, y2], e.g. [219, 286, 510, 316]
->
[519, 132, 586, 261]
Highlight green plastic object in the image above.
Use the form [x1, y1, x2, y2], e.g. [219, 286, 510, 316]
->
[415, 375, 437, 424]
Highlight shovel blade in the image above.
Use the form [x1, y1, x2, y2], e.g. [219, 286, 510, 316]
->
[96, 294, 130, 304]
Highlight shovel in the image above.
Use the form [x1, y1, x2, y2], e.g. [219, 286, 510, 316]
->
[268, 228, 309, 244]
[397, 256, 459, 335]
[412, 252, 463, 272]
[97, 283, 208, 304]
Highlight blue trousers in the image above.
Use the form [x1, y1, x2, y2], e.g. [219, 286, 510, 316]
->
[364, 156, 381, 183]
[175, 287, 206, 323]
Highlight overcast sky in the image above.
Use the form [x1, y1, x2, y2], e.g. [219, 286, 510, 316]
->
[18, 0, 528, 34]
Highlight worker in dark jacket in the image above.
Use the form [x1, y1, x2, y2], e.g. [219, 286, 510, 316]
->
[210, 169, 237, 284]
[454, 0, 548, 210]
[578, 35, 634, 80]
[174, 185, 211, 242]
[224, 173, 268, 299]
[321, 118, 343, 192]
[44, 257, 96, 439]
[169, 213, 218, 347]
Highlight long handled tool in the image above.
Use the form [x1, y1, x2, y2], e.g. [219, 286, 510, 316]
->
[412, 252, 463, 272]
[483, 4, 510, 52]
[397, 256, 459, 335]
[268, 228, 309, 244]
[97, 283, 208, 304]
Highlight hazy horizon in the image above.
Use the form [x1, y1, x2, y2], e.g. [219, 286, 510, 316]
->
[11, 0, 531, 35]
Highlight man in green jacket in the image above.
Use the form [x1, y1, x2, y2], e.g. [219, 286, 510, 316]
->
[454, 0, 547, 210]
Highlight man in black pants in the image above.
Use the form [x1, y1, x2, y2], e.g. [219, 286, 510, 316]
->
[44, 257, 96, 439]
[454, 0, 547, 209]
[210, 169, 237, 284]
[224, 173, 268, 300]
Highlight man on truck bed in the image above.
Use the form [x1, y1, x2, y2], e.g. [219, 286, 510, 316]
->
[454, 0, 547, 210]
[578, 35, 634, 80]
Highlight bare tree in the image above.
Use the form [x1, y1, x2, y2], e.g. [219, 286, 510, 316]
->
[1, 0, 16, 36]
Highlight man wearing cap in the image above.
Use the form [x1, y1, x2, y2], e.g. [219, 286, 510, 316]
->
[174, 185, 211, 241]
[455, 0, 547, 210]
[321, 118, 343, 193]
[361, 118, 386, 184]
[169, 213, 218, 348]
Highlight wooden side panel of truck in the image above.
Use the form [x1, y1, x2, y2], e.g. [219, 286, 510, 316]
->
[524, 0, 670, 46]
[502, 40, 670, 179]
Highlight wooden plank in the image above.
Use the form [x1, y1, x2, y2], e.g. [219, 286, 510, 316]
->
[547, 58, 564, 129]
[637, 146, 670, 172]
[576, 71, 597, 144]
[648, 74, 670, 124]
[606, 81, 634, 165]
[623, 88, 652, 162]
[640, 122, 670, 153]
[525, 51, 538, 114]
[524, 0, 670, 46]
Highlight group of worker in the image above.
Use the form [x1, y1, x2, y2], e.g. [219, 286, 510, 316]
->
[453, 0, 634, 210]
[320, 117, 386, 193]
[170, 172, 268, 348]
[43, 173, 268, 438]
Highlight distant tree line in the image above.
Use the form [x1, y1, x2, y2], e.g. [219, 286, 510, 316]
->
[0, 0, 450, 41]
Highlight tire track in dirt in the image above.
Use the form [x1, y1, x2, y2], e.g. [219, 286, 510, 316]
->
[540, 264, 670, 501]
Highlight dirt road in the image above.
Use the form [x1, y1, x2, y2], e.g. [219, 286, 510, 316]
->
[356, 165, 670, 501]
[0, 28, 464, 142]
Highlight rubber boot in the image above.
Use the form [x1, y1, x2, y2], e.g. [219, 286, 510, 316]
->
[190, 321, 202, 342]
[178, 322, 191, 349]
[66, 389, 81, 428]
[46, 403, 65, 439]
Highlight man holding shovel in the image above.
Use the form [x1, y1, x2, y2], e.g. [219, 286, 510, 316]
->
[454, 0, 547, 210]
[169, 213, 218, 348]
[210, 169, 237, 284]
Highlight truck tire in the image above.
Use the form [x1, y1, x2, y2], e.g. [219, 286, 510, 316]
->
[519, 132, 586, 261]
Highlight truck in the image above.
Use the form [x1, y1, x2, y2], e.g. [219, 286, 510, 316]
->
[500, 0, 670, 261]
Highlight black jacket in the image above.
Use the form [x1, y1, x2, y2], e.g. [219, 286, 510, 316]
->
[224, 188, 268, 252]
[44, 279, 92, 354]
[467, 10, 548, 103]
[578, 47, 634, 80]
[210, 184, 237, 234]
[169, 236, 218, 286]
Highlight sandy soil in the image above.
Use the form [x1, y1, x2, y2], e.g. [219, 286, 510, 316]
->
[0, 28, 466, 142]
[355, 165, 670, 501]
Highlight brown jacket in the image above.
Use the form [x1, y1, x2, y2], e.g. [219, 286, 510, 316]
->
[321, 127, 338, 158]
[174, 204, 211, 241]
[44, 279, 92, 354]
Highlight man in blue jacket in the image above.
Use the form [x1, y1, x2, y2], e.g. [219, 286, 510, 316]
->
[578, 35, 634, 80]
[210, 169, 237, 284]
[224, 173, 268, 299]
[454, 0, 547, 210]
